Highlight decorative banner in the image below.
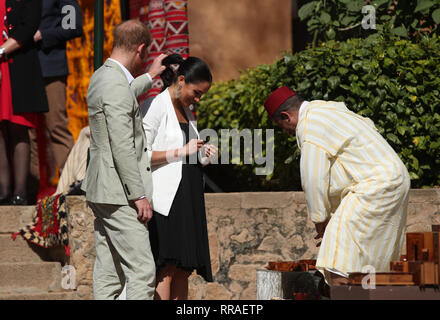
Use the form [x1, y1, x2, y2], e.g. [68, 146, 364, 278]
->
[65, 0, 122, 142]
[130, 0, 189, 103]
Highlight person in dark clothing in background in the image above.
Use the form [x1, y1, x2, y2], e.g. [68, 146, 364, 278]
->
[30, 0, 83, 185]
[0, 0, 49, 205]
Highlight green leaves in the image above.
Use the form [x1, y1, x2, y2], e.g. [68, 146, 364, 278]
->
[391, 26, 408, 38]
[320, 12, 331, 24]
[346, 0, 365, 12]
[198, 35, 440, 191]
[327, 76, 341, 89]
[433, 8, 440, 23]
[415, 0, 437, 13]
[298, 1, 319, 20]
[297, 0, 440, 43]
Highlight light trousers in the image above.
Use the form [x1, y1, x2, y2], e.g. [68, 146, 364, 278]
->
[88, 202, 156, 300]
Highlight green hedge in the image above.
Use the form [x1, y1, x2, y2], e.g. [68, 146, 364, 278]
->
[197, 34, 440, 192]
[298, 0, 440, 46]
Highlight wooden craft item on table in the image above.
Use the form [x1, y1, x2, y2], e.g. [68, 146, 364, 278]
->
[266, 260, 316, 272]
[407, 261, 439, 286]
[434, 232, 440, 264]
[421, 262, 438, 286]
[348, 272, 415, 286]
[406, 232, 435, 262]
[298, 260, 317, 271]
[390, 261, 409, 273]
[266, 262, 301, 272]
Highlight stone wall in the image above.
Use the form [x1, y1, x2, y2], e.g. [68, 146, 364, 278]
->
[188, 0, 292, 82]
[66, 189, 440, 300]
[66, 197, 95, 300]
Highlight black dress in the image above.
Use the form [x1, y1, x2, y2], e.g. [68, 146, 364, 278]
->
[148, 122, 213, 282]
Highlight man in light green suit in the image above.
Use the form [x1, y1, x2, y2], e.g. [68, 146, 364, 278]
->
[82, 20, 166, 300]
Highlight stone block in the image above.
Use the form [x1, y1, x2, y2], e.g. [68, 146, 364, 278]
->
[406, 203, 440, 232]
[235, 253, 284, 265]
[66, 196, 95, 301]
[205, 283, 232, 300]
[0, 235, 48, 263]
[188, 274, 207, 300]
[0, 291, 78, 300]
[230, 229, 255, 243]
[408, 189, 440, 204]
[228, 264, 262, 282]
[0, 206, 35, 233]
[0, 262, 62, 293]
[241, 281, 257, 300]
[241, 192, 294, 209]
[205, 193, 241, 209]
[209, 233, 220, 276]
[257, 228, 285, 253]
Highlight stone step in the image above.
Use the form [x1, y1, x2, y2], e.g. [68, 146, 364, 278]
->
[0, 262, 63, 293]
[0, 206, 35, 234]
[0, 291, 77, 300]
[0, 235, 49, 263]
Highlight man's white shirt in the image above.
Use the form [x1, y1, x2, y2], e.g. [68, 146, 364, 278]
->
[107, 58, 152, 85]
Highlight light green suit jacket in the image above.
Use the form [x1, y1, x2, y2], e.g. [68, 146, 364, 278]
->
[82, 59, 153, 205]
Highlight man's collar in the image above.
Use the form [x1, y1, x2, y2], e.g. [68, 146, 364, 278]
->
[107, 58, 134, 84]
[299, 101, 309, 120]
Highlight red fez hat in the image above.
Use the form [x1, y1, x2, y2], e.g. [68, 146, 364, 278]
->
[264, 86, 296, 117]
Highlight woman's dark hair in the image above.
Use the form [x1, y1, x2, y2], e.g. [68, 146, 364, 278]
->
[160, 54, 212, 89]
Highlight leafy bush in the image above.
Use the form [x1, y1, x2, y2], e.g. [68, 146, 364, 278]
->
[197, 34, 440, 191]
[298, 0, 440, 46]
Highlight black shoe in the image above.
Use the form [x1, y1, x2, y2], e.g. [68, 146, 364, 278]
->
[11, 195, 28, 205]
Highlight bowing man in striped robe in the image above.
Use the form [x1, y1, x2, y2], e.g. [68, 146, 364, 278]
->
[264, 86, 411, 282]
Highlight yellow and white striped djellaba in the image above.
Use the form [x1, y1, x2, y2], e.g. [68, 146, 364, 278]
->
[296, 100, 411, 277]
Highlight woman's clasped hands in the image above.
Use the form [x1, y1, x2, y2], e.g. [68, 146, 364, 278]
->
[179, 138, 218, 166]
[200, 142, 218, 166]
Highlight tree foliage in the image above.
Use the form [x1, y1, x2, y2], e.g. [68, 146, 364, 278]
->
[298, 0, 440, 47]
[198, 34, 440, 192]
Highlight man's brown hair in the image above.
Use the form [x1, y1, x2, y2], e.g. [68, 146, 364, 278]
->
[113, 19, 151, 51]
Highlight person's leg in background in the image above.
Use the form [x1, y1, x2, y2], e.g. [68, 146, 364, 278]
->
[27, 127, 41, 203]
[44, 76, 74, 173]
[0, 121, 11, 204]
[8, 122, 30, 205]
[27, 76, 74, 200]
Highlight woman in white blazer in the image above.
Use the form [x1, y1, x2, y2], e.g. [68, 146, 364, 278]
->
[143, 54, 217, 300]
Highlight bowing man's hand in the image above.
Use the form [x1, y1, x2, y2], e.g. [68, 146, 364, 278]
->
[134, 197, 153, 224]
[147, 53, 168, 79]
[314, 219, 329, 247]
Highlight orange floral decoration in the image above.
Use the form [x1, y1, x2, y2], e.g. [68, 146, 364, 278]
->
[65, 0, 122, 141]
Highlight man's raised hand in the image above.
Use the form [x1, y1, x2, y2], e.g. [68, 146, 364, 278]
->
[147, 53, 168, 79]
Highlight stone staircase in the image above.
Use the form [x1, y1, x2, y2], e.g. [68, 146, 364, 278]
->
[0, 206, 77, 300]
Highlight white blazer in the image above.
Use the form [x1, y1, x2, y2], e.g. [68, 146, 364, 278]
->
[142, 88, 200, 216]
